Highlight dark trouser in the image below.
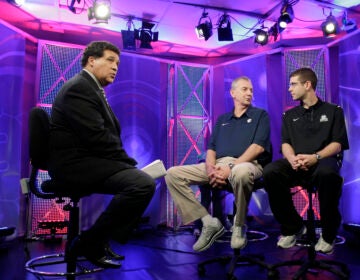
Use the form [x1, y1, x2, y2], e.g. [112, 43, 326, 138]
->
[263, 157, 343, 243]
[82, 168, 155, 246]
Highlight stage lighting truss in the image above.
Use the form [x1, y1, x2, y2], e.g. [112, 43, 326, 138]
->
[195, 10, 213, 41]
[88, 0, 111, 24]
[217, 13, 233, 41]
[254, 27, 269, 46]
[278, 1, 295, 29]
[321, 11, 340, 37]
[135, 21, 159, 49]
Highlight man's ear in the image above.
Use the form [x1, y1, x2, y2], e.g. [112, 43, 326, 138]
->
[87, 56, 95, 67]
[230, 89, 235, 98]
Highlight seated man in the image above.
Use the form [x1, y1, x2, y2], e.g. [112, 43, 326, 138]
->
[48, 41, 156, 268]
[165, 76, 271, 252]
[263, 67, 349, 254]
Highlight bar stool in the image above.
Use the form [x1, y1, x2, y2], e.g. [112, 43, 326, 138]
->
[197, 177, 272, 280]
[268, 181, 350, 280]
[24, 107, 104, 280]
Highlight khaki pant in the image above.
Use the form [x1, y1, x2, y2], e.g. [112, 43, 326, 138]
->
[165, 157, 263, 226]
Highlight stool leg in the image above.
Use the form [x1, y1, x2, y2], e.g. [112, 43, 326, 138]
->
[66, 201, 79, 277]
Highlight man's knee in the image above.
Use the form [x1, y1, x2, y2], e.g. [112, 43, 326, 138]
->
[139, 175, 156, 197]
[165, 166, 182, 184]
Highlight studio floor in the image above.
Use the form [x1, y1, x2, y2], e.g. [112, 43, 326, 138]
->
[1, 223, 359, 280]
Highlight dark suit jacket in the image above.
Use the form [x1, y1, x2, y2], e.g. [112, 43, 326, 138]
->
[49, 70, 137, 186]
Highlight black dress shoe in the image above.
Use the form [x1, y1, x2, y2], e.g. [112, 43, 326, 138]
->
[105, 244, 125, 260]
[68, 236, 122, 269]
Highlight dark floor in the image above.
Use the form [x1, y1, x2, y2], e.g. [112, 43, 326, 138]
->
[1, 223, 359, 280]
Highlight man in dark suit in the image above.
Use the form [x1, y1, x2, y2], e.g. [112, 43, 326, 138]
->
[49, 41, 156, 268]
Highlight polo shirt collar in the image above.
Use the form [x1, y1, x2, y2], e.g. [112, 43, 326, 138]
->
[299, 97, 323, 113]
[227, 105, 255, 120]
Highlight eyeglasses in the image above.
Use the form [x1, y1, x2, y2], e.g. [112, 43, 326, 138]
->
[289, 81, 307, 87]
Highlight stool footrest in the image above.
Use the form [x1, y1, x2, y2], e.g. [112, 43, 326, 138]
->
[25, 253, 104, 277]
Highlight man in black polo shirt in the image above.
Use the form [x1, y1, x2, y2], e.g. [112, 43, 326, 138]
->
[165, 76, 271, 252]
[263, 67, 349, 254]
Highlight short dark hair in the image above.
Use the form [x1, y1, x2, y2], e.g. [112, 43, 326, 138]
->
[81, 41, 120, 67]
[290, 67, 318, 90]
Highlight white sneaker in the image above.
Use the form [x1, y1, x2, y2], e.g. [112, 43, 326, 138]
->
[193, 218, 225, 252]
[231, 225, 247, 249]
[315, 235, 334, 255]
[277, 226, 307, 249]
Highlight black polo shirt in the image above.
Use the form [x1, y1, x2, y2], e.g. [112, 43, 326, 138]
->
[282, 99, 349, 154]
[208, 106, 271, 160]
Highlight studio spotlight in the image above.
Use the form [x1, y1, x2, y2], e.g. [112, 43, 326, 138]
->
[68, 0, 81, 14]
[7, 0, 25, 6]
[135, 21, 158, 49]
[269, 23, 279, 41]
[321, 12, 339, 37]
[195, 10, 213, 41]
[121, 18, 136, 51]
[88, 0, 111, 24]
[254, 28, 269, 46]
[217, 13, 233, 41]
[342, 11, 357, 33]
[278, 1, 294, 29]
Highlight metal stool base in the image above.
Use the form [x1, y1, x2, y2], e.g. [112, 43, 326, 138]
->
[25, 253, 104, 277]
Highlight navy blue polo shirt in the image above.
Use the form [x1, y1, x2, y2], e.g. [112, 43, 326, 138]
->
[282, 99, 349, 154]
[208, 106, 271, 160]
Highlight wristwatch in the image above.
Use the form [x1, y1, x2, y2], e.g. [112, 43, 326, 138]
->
[315, 153, 321, 160]
[228, 163, 235, 169]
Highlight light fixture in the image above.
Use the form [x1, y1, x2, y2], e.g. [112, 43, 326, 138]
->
[342, 11, 357, 33]
[7, 0, 25, 6]
[68, 0, 80, 14]
[321, 12, 339, 37]
[135, 21, 159, 49]
[121, 18, 136, 51]
[88, 0, 111, 24]
[195, 10, 213, 41]
[278, 1, 294, 29]
[217, 13, 233, 41]
[269, 23, 279, 41]
[254, 28, 269, 46]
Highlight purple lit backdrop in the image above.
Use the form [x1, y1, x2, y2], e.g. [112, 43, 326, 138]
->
[338, 33, 360, 225]
[0, 21, 359, 236]
[0, 24, 25, 233]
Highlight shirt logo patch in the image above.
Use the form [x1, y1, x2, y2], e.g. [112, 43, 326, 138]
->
[221, 123, 230, 126]
[247, 118, 252, 123]
[320, 115, 328, 122]
[292, 118, 300, 122]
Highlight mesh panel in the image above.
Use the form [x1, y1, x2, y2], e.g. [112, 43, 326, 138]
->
[167, 63, 211, 228]
[28, 171, 70, 237]
[291, 186, 320, 221]
[285, 48, 326, 107]
[38, 43, 83, 106]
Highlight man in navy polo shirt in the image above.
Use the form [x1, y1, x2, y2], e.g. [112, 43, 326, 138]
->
[165, 76, 271, 252]
[263, 67, 349, 254]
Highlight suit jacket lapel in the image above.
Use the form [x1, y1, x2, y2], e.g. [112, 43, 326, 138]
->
[97, 88, 120, 133]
